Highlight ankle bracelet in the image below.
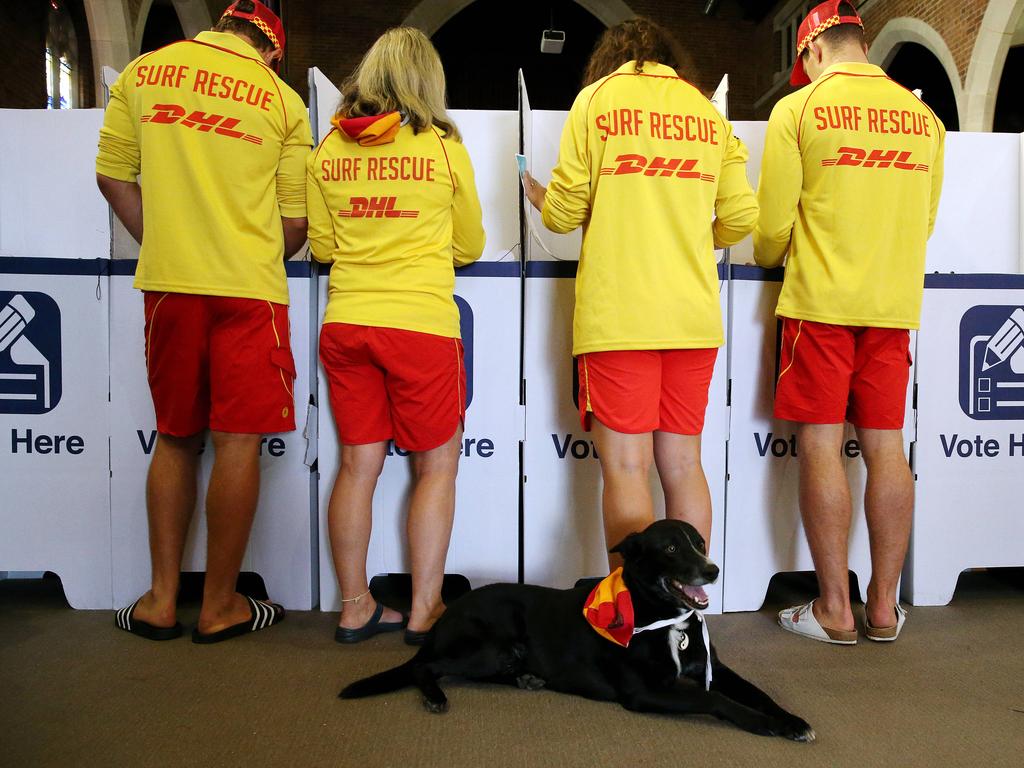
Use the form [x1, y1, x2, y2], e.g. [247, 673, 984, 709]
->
[340, 589, 371, 604]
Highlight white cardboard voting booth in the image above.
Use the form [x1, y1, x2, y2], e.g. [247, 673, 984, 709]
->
[521, 263, 729, 613]
[310, 70, 522, 610]
[315, 263, 523, 611]
[906, 276, 1024, 605]
[1, 68, 1022, 612]
[0, 110, 110, 260]
[108, 262, 318, 610]
[0, 259, 112, 608]
[723, 267, 917, 611]
[519, 73, 730, 608]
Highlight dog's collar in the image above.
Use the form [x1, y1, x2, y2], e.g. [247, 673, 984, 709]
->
[583, 571, 713, 690]
[633, 609, 712, 691]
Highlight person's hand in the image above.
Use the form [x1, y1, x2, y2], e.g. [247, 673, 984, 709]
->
[521, 171, 546, 213]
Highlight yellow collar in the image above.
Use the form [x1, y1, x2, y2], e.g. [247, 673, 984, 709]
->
[819, 60, 886, 79]
[194, 30, 265, 63]
[612, 60, 679, 78]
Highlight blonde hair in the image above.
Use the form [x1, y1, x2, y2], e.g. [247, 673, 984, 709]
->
[337, 27, 460, 141]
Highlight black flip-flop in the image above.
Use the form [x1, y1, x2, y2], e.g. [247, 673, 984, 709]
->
[191, 596, 285, 644]
[403, 628, 429, 646]
[114, 598, 183, 641]
[335, 601, 407, 644]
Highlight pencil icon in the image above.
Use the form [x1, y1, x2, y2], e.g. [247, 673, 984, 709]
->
[982, 307, 1024, 371]
[0, 294, 36, 352]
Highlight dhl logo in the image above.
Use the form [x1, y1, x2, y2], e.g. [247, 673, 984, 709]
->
[337, 197, 419, 219]
[140, 103, 263, 145]
[599, 154, 716, 182]
[821, 147, 929, 171]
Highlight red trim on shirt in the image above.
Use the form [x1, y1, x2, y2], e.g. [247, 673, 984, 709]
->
[795, 70, 941, 149]
[312, 127, 338, 161]
[796, 72, 838, 149]
[585, 69, 728, 138]
[184, 39, 288, 136]
[432, 127, 456, 192]
[123, 41, 182, 82]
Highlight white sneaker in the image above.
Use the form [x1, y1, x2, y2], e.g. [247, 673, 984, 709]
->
[778, 600, 857, 645]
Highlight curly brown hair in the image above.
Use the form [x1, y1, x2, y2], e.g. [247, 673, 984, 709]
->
[582, 17, 685, 87]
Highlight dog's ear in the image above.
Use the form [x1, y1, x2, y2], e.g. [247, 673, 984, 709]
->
[609, 532, 642, 560]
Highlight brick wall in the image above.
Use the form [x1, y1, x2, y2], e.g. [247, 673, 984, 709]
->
[748, 0, 991, 119]
[280, 1, 419, 102]
[0, 1, 49, 109]
[276, 0, 774, 117]
[138, 1, 998, 119]
[0, 0, 998, 119]
[860, 0, 988, 84]
[0, 0, 94, 110]
[613, 1, 766, 118]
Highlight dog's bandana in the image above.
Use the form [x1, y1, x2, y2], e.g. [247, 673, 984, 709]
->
[583, 568, 713, 691]
[582, 567, 635, 647]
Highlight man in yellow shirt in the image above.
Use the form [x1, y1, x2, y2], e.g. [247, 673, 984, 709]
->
[96, 0, 312, 643]
[754, 1, 944, 644]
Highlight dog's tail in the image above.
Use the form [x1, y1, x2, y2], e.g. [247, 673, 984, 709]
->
[339, 659, 416, 699]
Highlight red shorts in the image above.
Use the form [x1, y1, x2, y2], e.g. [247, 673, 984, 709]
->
[319, 323, 465, 452]
[143, 292, 296, 437]
[577, 349, 718, 435]
[774, 317, 912, 429]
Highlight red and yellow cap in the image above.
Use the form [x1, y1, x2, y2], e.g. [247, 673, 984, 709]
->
[790, 0, 864, 86]
[221, 1, 285, 60]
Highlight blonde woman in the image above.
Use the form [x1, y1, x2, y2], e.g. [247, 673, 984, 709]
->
[307, 28, 485, 645]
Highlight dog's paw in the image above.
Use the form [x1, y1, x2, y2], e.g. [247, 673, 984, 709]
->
[422, 697, 449, 714]
[776, 715, 815, 743]
[516, 674, 546, 691]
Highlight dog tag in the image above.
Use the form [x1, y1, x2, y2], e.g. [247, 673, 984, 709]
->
[678, 632, 689, 651]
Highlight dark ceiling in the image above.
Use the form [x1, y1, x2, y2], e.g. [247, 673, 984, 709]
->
[723, 0, 783, 22]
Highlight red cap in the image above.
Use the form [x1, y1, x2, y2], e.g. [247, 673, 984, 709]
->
[221, 1, 285, 60]
[790, 0, 864, 86]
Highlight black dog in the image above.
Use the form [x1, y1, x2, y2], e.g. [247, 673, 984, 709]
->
[340, 520, 814, 741]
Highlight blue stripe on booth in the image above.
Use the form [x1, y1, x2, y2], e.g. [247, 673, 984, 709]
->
[456, 261, 522, 277]
[525, 261, 577, 278]
[730, 265, 785, 282]
[0, 257, 108, 276]
[923, 273, 1024, 289]
[526, 261, 729, 279]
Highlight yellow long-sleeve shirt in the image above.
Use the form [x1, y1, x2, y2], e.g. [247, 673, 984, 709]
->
[307, 116, 485, 339]
[96, 31, 313, 305]
[542, 61, 758, 355]
[754, 61, 945, 329]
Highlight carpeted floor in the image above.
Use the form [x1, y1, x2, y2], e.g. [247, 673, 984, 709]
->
[2, 571, 1021, 768]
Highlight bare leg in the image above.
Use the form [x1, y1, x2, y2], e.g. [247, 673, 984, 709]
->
[591, 419, 655, 569]
[131, 432, 203, 627]
[407, 428, 463, 633]
[654, 431, 712, 544]
[797, 423, 855, 632]
[329, 441, 402, 628]
[856, 427, 913, 629]
[197, 431, 263, 634]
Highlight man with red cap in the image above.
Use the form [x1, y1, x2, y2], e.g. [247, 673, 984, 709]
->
[754, 1, 944, 644]
[96, 0, 313, 643]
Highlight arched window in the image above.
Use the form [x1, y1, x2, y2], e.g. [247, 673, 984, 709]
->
[46, 1, 78, 109]
[885, 43, 960, 131]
